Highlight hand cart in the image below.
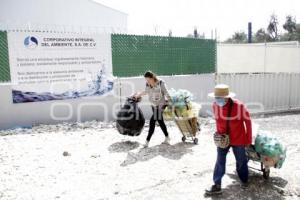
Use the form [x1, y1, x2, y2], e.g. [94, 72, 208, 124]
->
[174, 116, 200, 144]
[246, 145, 278, 179]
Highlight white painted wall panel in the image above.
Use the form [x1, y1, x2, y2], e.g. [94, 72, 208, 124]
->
[0, 0, 127, 33]
[1, 73, 299, 130]
[0, 83, 121, 130]
[119, 74, 216, 118]
[265, 47, 300, 73]
[290, 73, 300, 109]
[218, 45, 265, 73]
[0, 74, 215, 130]
[217, 73, 300, 113]
[218, 44, 300, 73]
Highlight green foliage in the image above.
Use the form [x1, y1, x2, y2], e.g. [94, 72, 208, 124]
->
[281, 16, 300, 42]
[267, 14, 279, 41]
[226, 14, 300, 43]
[225, 31, 247, 43]
[254, 28, 267, 43]
[283, 15, 297, 34]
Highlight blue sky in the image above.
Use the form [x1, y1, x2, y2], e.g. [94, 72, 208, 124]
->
[96, 0, 300, 41]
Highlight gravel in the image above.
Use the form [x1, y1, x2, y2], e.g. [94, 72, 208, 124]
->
[0, 114, 299, 200]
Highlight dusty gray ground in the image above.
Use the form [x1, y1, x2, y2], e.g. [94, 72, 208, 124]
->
[0, 114, 299, 200]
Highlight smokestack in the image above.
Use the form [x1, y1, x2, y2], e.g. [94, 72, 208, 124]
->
[248, 22, 252, 43]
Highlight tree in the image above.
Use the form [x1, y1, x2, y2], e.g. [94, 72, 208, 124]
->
[254, 28, 267, 42]
[291, 23, 300, 41]
[224, 14, 300, 43]
[281, 15, 300, 41]
[267, 14, 279, 41]
[225, 31, 247, 43]
[283, 15, 296, 34]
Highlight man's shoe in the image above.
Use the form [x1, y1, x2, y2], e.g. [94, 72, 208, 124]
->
[240, 182, 249, 189]
[162, 136, 170, 145]
[205, 184, 222, 196]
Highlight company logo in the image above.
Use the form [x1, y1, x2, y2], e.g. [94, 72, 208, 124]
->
[24, 36, 38, 49]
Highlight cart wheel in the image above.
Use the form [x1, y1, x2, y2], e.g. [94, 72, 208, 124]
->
[262, 168, 270, 180]
[182, 136, 186, 142]
[193, 138, 199, 145]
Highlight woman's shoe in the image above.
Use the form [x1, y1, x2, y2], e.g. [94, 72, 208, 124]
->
[143, 141, 149, 148]
[162, 136, 170, 145]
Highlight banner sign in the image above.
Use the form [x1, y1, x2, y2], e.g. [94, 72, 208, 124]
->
[7, 32, 114, 103]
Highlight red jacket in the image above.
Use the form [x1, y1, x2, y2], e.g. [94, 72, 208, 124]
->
[213, 98, 252, 145]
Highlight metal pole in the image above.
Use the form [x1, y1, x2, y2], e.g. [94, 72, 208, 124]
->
[214, 28, 218, 85]
[248, 22, 252, 43]
[288, 73, 293, 110]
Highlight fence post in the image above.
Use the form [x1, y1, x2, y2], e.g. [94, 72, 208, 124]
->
[263, 43, 267, 73]
[288, 73, 292, 110]
[214, 39, 218, 85]
[119, 77, 122, 109]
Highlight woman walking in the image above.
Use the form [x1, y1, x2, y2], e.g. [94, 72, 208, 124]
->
[135, 71, 172, 147]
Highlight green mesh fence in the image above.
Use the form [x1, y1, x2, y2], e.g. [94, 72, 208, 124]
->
[111, 34, 216, 77]
[0, 31, 10, 82]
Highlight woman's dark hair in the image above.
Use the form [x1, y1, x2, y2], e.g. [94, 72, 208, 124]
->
[144, 70, 158, 82]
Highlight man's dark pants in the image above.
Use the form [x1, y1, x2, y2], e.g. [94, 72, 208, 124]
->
[213, 145, 249, 185]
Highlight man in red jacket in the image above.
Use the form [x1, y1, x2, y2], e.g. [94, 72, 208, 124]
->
[205, 84, 252, 195]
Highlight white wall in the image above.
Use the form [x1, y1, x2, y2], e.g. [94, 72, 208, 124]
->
[218, 43, 300, 73]
[0, 83, 121, 130]
[118, 74, 215, 119]
[0, 0, 127, 33]
[217, 73, 300, 112]
[1, 73, 300, 130]
[0, 74, 215, 130]
[265, 47, 300, 73]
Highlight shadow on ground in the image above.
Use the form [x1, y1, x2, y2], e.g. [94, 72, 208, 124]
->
[120, 142, 194, 166]
[108, 141, 140, 153]
[204, 170, 289, 200]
